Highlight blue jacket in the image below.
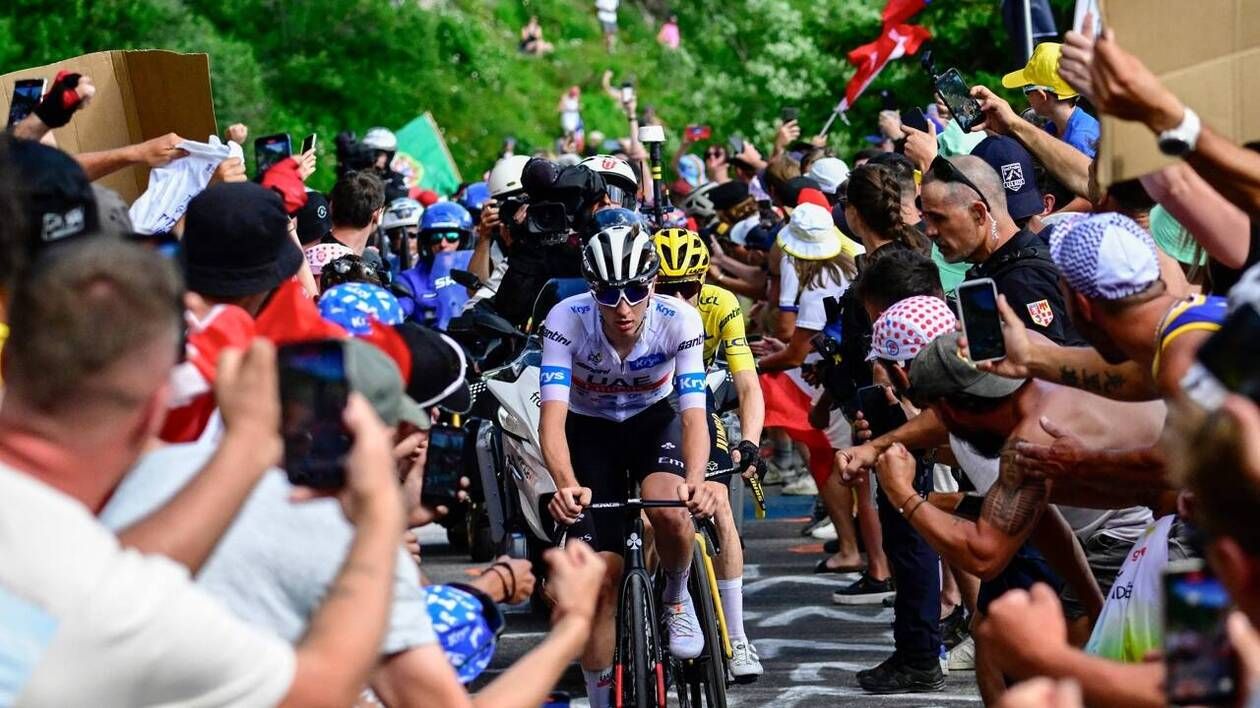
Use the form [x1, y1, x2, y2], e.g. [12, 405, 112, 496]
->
[396, 250, 474, 330]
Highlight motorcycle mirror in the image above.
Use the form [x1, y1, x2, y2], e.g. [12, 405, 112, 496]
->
[450, 268, 486, 292]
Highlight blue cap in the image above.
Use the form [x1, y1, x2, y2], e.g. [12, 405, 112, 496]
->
[425, 584, 504, 684]
[970, 135, 1044, 221]
[318, 282, 405, 334]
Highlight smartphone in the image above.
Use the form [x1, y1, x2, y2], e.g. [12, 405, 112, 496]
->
[728, 135, 745, 157]
[421, 423, 465, 506]
[780, 106, 799, 124]
[1164, 559, 1237, 706]
[7, 78, 47, 130]
[934, 68, 984, 133]
[747, 334, 764, 345]
[1073, 0, 1102, 36]
[901, 107, 930, 134]
[301, 132, 317, 155]
[279, 340, 352, 489]
[857, 384, 908, 438]
[254, 132, 292, 177]
[620, 82, 635, 105]
[685, 124, 712, 141]
[956, 278, 1006, 363]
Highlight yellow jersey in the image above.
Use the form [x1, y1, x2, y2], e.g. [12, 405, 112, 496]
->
[696, 284, 755, 374]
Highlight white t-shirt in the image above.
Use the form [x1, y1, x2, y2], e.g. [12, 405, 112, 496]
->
[777, 252, 851, 331]
[948, 433, 1152, 543]
[100, 442, 435, 654]
[0, 463, 295, 707]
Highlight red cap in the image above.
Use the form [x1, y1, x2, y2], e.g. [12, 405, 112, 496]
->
[796, 187, 830, 210]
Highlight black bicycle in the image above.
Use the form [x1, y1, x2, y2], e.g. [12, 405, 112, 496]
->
[559, 467, 765, 708]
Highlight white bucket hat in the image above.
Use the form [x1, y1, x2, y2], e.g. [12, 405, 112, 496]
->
[807, 157, 850, 196]
[778, 203, 841, 260]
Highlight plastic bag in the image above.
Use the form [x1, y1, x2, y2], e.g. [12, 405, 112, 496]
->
[1084, 514, 1174, 662]
[129, 136, 241, 235]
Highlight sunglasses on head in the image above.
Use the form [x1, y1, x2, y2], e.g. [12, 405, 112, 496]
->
[1021, 85, 1055, 96]
[655, 280, 702, 300]
[927, 156, 990, 213]
[592, 282, 651, 307]
[428, 231, 462, 244]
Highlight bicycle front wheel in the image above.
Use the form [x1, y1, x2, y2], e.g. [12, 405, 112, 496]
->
[618, 572, 664, 708]
[687, 538, 729, 708]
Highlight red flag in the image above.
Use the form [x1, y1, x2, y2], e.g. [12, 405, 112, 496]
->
[160, 304, 257, 443]
[838, 23, 932, 113]
[882, 0, 929, 27]
[254, 280, 349, 345]
[759, 372, 835, 486]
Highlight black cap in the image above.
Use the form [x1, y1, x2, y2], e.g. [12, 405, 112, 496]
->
[781, 176, 821, 208]
[181, 183, 303, 298]
[708, 180, 750, 211]
[970, 135, 1044, 221]
[522, 157, 561, 200]
[8, 137, 99, 253]
[295, 190, 332, 246]
[393, 322, 473, 413]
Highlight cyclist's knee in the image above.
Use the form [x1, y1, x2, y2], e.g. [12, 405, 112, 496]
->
[645, 506, 690, 537]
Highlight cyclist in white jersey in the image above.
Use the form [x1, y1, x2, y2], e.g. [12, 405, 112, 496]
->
[539, 223, 718, 708]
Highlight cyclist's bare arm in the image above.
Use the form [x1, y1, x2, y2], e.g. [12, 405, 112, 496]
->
[540, 400, 578, 489]
[680, 406, 709, 487]
[732, 369, 765, 445]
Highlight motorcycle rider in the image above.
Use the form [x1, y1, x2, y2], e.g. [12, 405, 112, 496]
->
[579, 154, 640, 210]
[361, 126, 409, 202]
[539, 223, 718, 708]
[380, 197, 423, 272]
[394, 201, 476, 330]
[652, 226, 767, 681]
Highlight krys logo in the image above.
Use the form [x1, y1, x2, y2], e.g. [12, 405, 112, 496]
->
[627, 352, 666, 371]
[540, 366, 570, 385]
[676, 374, 706, 393]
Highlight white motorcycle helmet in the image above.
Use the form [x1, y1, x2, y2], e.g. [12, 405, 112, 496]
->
[362, 127, 398, 153]
[381, 197, 423, 231]
[579, 154, 639, 209]
[488, 154, 531, 198]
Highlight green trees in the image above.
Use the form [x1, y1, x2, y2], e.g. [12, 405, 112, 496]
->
[2, 0, 1073, 191]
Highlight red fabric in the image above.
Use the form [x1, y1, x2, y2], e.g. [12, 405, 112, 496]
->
[796, 188, 831, 210]
[260, 157, 309, 215]
[159, 304, 256, 443]
[839, 22, 932, 113]
[254, 280, 348, 344]
[414, 189, 439, 207]
[882, 0, 929, 27]
[759, 372, 835, 485]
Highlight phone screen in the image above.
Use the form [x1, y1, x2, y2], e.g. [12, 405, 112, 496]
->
[301, 133, 317, 155]
[254, 133, 292, 177]
[957, 279, 1006, 362]
[780, 107, 799, 123]
[935, 69, 983, 132]
[1195, 305, 1260, 401]
[279, 341, 351, 489]
[729, 135, 745, 157]
[422, 424, 464, 504]
[857, 385, 908, 438]
[620, 84, 634, 104]
[1164, 562, 1237, 706]
[7, 79, 47, 129]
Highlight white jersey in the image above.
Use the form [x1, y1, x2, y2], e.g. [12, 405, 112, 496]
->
[540, 292, 707, 422]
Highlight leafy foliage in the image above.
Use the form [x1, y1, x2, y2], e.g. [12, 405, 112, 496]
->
[2, 0, 1074, 192]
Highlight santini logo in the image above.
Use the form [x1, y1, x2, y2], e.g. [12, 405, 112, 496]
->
[677, 334, 703, 351]
[539, 325, 572, 346]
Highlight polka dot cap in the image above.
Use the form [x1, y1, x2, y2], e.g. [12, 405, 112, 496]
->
[867, 295, 957, 363]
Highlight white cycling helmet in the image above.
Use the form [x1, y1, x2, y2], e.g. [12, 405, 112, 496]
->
[488, 154, 531, 198]
[381, 198, 423, 231]
[362, 127, 398, 153]
[681, 181, 718, 223]
[581, 223, 660, 288]
[579, 154, 639, 208]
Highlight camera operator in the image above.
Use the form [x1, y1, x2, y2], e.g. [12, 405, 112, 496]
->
[490, 160, 612, 328]
[336, 128, 409, 203]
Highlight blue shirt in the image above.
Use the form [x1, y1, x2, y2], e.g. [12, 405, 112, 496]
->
[1044, 106, 1100, 158]
[396, 250, 474, 330]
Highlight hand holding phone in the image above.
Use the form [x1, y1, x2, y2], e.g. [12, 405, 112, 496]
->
[1164, 560, 1237, 706]
[7, 78, 47, 130]
[685, 124, 712, 141]
[780, 107, 799, 123]
[956, 278, 1006, 363]
[857, 385, 908, 438]
[421, 424, 467, 507]
[934, 68, 984, 133]
[301, 133, 318, 155]
[280, 340, 353, 489]
[254, 133, 293, 178]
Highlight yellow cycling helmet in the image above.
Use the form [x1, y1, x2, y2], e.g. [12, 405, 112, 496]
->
[652, 228, 710, 283]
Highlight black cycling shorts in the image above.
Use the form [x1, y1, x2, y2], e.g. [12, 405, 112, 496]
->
[563, 399, 688, 554]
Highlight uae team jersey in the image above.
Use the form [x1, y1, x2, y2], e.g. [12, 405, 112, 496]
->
[540, 293, 707, 421]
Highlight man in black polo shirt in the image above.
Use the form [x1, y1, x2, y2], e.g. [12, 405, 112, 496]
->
[919, 155, 1085, 347]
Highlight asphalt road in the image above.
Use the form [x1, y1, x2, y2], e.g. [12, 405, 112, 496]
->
[421, 490, 982, 707]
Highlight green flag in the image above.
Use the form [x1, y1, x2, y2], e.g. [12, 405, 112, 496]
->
[391, 112, 462, 197]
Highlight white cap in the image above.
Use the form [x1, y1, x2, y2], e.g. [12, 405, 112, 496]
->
[777, 203, 841, 261]
[730, 216, 758, 246]
[808, 157, 850, 195]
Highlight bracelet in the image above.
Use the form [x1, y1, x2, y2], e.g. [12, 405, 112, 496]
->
[905, 498, 925, 521]
[482, 564, 514, 601]
[491, 561, 517, 600]
[897, 492, 918, 512]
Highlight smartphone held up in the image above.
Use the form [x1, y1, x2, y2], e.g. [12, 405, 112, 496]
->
[7, 78, 47, 130]
[956, 278, 1006, 363]
[279, 340, 353, 489]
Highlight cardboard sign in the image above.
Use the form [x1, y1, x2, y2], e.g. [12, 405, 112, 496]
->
[1098, 0, 1260, 186]
[0, 50, 217, 202]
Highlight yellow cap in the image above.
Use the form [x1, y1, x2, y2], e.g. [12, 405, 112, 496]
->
[1001, 43, 1077, 99]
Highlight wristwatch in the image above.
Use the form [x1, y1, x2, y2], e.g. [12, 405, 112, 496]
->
[1157, 106, 1201, 157]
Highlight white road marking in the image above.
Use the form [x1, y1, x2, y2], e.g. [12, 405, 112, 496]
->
[742, 574, 860, 595]
[755, 638, 894, 659]
[757, 605, 894, 627]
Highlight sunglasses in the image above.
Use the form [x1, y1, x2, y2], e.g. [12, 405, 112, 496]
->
[1021, 85, 1055, 96]
[428, 231, 462, 244]
[592, 283, 651, 307]
[705, 149, 725, 158]
[927, 156, 990, 213]
[655, 280, 702, 300]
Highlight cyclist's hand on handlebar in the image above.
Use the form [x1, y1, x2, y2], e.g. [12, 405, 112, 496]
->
[549, 485, 592, 524]
[677, 482, 718, 519]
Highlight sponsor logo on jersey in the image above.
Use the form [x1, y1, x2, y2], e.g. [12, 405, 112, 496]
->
[657, 456, 685, 469]
[539, 325, 572, 346]
[1026, 299, 1054, 327]
[570, 304, 591, 314]
[699, 293, 720, 307]
[576, 361, 612, 374]
[655, 301, 677, 318]
[677, 334, 703, 351]
[574, 372, 670, 394]
[588, 350, 603, 365]
[718, 308, 741, 330]
[728, 337, 748, 349]
[539, 366, 571, 386]
[675, 373, 707, 393]
[661, 441, 676, 450]
[434, 275, 454, 289]
[627, 352, 667, 371]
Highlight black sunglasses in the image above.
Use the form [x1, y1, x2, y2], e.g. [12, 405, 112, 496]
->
[927, 156, 990, 213]
[656, 280, 702, 300]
